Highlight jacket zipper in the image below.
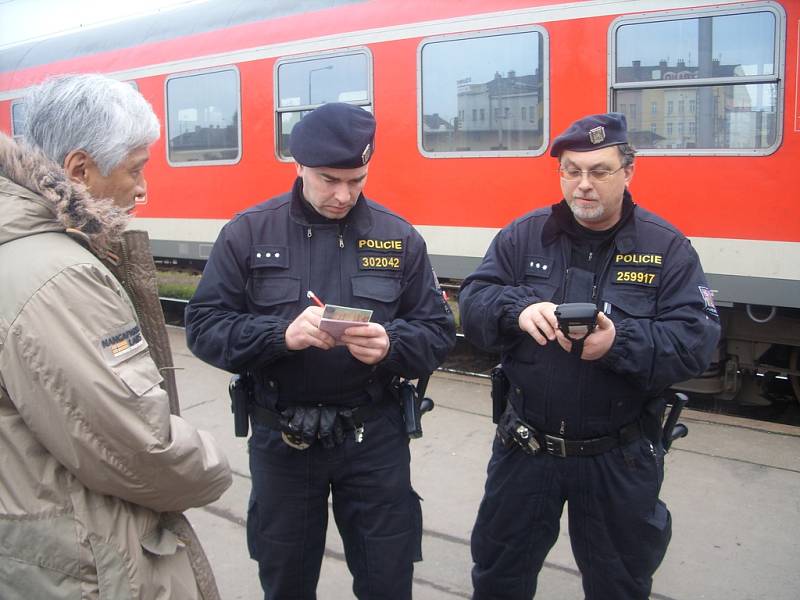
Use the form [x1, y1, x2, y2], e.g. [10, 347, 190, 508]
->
[338, 226, 346, 303]
[592, 243, 616, 303]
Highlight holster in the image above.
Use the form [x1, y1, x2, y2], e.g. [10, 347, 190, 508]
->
[392, 376, 434, 439]
[229, 373, 252, 438]
[490, 365, 510, 424]
[103, 230, 220, 600]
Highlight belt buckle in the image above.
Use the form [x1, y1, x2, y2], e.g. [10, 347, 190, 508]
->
[544, 434, 567, 458]
[281, 431, 310, 450]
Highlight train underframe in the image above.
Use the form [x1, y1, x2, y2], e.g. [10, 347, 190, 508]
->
[674, 304, 800, 406]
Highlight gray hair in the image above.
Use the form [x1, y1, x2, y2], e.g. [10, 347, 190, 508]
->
[23, 74, 159, 175]
[617, 143, 636, 168]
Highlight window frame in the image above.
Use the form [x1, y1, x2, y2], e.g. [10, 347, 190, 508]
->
[273, 47, 374, 163]
[417, 25, 550, 159]
[164, 65, 242, 167]
[10, 100, 25, 140]
[608, 1, 785, 156]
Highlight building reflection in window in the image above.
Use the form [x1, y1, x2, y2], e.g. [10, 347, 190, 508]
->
[420, 29, 546, 155]
[612, 9, 780, 152]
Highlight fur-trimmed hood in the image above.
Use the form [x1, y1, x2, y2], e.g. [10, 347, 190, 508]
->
[0, 132, 129, 253]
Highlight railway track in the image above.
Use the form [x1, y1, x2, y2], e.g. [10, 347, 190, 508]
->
[161, 297, 800, 427]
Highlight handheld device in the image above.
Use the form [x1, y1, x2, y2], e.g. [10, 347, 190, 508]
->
[554, 302, 599, 341]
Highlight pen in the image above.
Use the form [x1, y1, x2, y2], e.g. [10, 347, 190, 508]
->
[306, 290, 325, 308]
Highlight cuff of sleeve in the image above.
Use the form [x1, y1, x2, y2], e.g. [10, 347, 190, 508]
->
[501, 296, 537, 335]
[598, 319, 630, 370]
[258, 320, 291, 364]
[381, 324, 399, 368]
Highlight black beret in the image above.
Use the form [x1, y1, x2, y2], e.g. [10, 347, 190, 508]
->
[290, 102, 376, 168]
[550, 112, 628, 157]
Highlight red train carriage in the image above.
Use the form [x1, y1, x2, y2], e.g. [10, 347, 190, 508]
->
[2, 0, 798, 404]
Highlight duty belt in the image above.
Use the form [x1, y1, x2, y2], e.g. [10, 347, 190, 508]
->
[249, 400, 394, 434]
[499, 406, 642, 457]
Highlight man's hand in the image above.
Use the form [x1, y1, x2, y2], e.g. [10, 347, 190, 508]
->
[285, 306, 336, 351]
[518, 302, 559, 345]
[555, 312, 616, 360]
[339, 322, 390, 365]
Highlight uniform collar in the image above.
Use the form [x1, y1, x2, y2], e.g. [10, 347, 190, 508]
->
[288, 177, 373, 233]
[542, 189, 636, 251]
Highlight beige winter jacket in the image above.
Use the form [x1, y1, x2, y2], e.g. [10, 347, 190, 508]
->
[0, 134, 232, 599]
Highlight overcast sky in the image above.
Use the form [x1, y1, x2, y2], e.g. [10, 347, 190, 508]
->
[0, 0, 203, 48]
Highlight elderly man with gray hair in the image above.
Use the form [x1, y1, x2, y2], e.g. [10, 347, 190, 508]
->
[0, 74, 232, 599]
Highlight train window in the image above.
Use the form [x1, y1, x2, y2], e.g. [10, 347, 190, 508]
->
[165, 67, 241, 166]
[275, 50, 372, 160]
[11, 101, 26, 140]
[418, 27, 548, 158]
[610, 3, 785, 155]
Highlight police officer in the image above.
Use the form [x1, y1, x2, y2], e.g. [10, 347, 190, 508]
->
[185, 102, 455, 599]
[459, 113, 721, 600]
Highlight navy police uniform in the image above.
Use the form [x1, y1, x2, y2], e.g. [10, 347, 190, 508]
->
[186, 103, 455, 599]
[459, 113, 720, 599]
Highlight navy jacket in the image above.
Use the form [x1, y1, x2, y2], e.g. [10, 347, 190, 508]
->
[460, 193, 720, 437]
[186, 178, 455, 407]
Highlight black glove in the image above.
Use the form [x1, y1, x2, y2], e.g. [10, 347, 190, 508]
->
[281, 406, 321, 446]
[318, 407, 345, 449]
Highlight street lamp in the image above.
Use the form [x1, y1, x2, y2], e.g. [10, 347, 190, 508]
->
[308, 65, 333, 105]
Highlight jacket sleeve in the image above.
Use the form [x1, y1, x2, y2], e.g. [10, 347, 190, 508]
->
[599, 238, 721, 393]
[1, 263, 232, 513]
[381, 233, 456, 378]
[459, 225, 542, 352]
[185, 220, 292, 372]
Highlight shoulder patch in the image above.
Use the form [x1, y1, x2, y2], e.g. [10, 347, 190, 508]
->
[99, 322, 146, 365]
[698, 286, 718, 317]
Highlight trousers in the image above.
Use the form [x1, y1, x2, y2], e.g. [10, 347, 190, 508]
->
[247, 405, 422, 600]
[471, 434, 671, 600]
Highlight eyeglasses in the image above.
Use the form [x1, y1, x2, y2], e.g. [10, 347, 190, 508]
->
[558, 165, 625, 183]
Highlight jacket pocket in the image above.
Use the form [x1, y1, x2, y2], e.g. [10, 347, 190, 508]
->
[140, 525, 184, 556]
[113, 350, 164, 396]
[89, 535, 134, 600]
[351, 274, 402, 303]
[602, 285, 657, 320]
[246, 274, 301, 309]
[519, 280, 559, 304]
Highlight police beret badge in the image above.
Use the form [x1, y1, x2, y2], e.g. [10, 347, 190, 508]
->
[588, 126, 605, 145]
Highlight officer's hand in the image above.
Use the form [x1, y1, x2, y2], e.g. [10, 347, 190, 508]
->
[340, 323, 390, 365]
[518, 302, 558, 345]
[285, 306, 336, 351]
[554, 312, 616, 360]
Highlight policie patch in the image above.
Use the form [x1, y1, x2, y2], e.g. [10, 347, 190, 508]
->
[99, 322, 146, 365]
[357, 238, 404, 253]
[359, 254, 402, 271]
[613, 253, 664, 268]
[611, 269, 659, 287]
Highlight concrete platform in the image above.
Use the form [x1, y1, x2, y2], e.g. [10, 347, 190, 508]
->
[167, 327, 800, 599]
